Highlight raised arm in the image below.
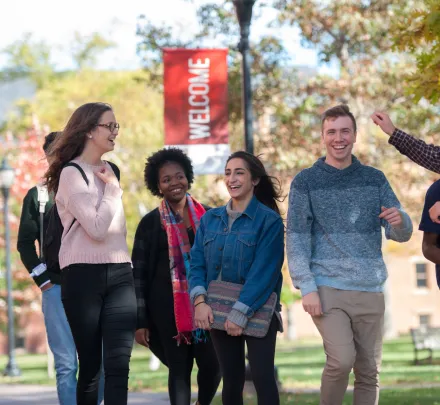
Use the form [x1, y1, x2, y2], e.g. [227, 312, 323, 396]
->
[372, 111, 440, 174]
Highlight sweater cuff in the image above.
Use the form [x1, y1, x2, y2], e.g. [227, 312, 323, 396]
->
[399, 209, 413, 230]
[34, 270, 51, 288]
[389, 209, 413, 242]
[136, 315, 149, 330]
[300, 281, 318, 297]
[232, 301, 254, 317]
[31, 263, 50, 287]
[227, 309, 249, 329]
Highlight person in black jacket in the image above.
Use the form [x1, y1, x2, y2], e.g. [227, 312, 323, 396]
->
[132, 148, 221, 405]
[17, 132, 104, 405]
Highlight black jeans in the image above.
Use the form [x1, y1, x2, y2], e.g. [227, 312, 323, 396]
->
[150, 296, 221, 405]
[61, 263, 137, 405]
[162, 335, 221, 405]
[210, 316, 279, 405]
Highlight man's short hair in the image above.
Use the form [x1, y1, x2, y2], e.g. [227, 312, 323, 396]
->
[321, 105, 357, 133]
[43, 132, 60, 154]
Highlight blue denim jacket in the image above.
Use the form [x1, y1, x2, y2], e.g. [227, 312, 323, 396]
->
[189, 196, 284, 319]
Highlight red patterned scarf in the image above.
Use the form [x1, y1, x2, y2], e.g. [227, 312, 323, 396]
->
[159, 194, 206, 345]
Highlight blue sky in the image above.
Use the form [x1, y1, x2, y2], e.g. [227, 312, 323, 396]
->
[0, 0, 334, 73]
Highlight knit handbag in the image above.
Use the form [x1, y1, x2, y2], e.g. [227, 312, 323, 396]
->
[206, 280, 277, 338]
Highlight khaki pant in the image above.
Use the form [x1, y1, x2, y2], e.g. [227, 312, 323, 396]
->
[313, 286, 385, 405]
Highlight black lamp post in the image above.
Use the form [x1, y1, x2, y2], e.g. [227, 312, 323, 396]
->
[0, 157, 21, 377]
[233, 0, 281, 393]
[233, 0, 256, 154]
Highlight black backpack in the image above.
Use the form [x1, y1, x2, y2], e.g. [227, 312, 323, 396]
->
[43, 161, 120, 273]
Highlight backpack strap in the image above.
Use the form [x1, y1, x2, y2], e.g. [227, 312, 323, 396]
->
[64, 162, 89, 185]
[61, 162, 89, 232]
[36, 185, 49, 260]
[106, 161, 120, 181]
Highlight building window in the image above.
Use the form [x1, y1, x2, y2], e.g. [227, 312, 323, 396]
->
[419, 314, 431, 328]
[16, 334, 25, 349]
[416, 263, 428, 288]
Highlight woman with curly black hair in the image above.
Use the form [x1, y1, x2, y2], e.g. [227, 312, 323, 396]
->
[132, 148, 221, 405]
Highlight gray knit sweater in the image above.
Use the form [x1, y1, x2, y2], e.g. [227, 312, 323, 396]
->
[287, 156, 413, 296]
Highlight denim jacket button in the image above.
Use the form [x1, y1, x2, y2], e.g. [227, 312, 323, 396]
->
[219, 247, 223, 251]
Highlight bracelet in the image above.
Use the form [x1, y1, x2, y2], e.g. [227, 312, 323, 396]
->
[194, 301, 206, 308]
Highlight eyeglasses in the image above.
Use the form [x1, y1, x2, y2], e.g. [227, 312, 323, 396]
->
[96, 123, 120, 133]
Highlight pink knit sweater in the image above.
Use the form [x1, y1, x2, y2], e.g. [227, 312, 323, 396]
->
[56, 160, 131, 269]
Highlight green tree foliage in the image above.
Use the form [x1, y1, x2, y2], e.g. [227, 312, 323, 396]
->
[0, 32, 116, 86]
[392, 0, 440, 103]
[4, 69, 164, 243]
[0, 126, 48, 326]
[136, 0, 440, 224]
[3, 32, 229, 254]
[275, 0, 398, 67]
[274, 0, 440, 219]
[0, 33, 55, 87]
[70, 32, 116, 69]
[136, 2, 296, 167]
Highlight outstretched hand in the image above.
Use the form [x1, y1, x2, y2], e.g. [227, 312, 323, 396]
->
[371, 111, 396, 136]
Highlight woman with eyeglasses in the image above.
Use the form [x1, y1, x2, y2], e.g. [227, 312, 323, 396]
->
[44, 102, 136, 405]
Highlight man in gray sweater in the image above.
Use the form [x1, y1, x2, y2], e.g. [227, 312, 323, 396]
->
[287, 105, 413, 405]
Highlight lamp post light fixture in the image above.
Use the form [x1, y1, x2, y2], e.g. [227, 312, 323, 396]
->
[0, 157, 21, 377]
[233, 0, 256, 155]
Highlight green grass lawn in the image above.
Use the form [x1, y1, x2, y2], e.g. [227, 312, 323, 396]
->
[275, 337, 440, 389]
[1, 335, 440, 403]
[212, 388, 440, 405]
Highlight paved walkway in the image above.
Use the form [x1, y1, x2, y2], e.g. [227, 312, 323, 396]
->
[4, 382, 440, 404]
[0, 385, 172, 404]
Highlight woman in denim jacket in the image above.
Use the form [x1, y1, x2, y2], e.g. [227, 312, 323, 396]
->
[189, 151, 285, 405]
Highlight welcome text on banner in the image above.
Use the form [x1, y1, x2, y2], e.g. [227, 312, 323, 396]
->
[163, 48, 230, 175]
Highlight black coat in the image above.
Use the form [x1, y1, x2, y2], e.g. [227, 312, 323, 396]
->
[132, 205, 210, 365]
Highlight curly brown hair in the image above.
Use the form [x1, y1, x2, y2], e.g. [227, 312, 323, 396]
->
[44, 102, 112, 194]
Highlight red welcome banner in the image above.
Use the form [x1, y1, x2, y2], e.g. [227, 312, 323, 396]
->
[163, 48, 229, 174]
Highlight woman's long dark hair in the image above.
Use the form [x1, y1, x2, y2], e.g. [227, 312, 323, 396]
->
[44, 102, 112, 194]
[226, 151, 283, 215]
